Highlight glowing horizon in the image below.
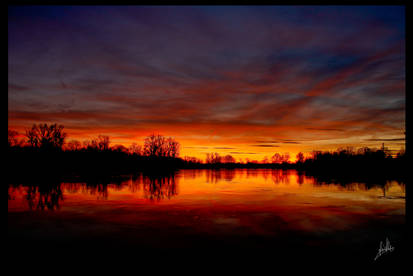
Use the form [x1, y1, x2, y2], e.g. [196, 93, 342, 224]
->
[8, 6, 405, 162]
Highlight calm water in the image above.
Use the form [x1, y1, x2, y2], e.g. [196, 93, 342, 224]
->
[8, 169, 406, 264]
[8, 169, 405, 212]
[8, 169, 405, 232]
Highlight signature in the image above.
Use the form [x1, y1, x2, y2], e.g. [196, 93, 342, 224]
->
[374, 237, 394, 261]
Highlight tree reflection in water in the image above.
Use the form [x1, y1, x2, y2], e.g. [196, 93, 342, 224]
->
[303, 172, 406, 198]
[271, 169, 290, 185]
[142, 172, 178, 201]
[205, 169, 236, 183]
[9, 171, 180, 209]
[8, 169, 405, 210]
[25, 184, 63, 210]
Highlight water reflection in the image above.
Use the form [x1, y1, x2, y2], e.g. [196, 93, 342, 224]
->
[205, 169, 236, 183]
[306, 172, 406, 198]
[8, 169, 405, 211]
[271, 170, 290, 185]
[142, 173, 178, 201]
[26, 185, 63, 210]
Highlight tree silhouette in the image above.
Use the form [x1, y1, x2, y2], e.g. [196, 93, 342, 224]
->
[261, 156, 269, 164]
[66, 139, 81, 151]
[97, 135, 110, 151]
[206, 152, 221, 164]
[144, 134, 180, 157]
[8, 129, 20, 147]
[183, 156, 203, 164]
[7, 122, 406, 185]
[166, 137, 180, 158]
[25, 123, 66, 150]
[296, 152, 305, 163]
[129, 143, 143, 156]
[271, 152, 290, 164]
[144, 134, 165, 157]
[222, 154, 235, 163]
[112, 144, 128, 153]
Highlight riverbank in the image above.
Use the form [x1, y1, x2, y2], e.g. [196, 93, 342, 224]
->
[8, 145, 406, 186]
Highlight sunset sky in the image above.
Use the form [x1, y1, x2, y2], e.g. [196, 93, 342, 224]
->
[8, 6, 405, 161]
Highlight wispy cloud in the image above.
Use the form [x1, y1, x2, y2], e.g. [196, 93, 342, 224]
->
[306, 128, 345, 132]
[229, 152, 257, 155]
[8, 6, 405, 159]
[251, 145, 280, 148]
[365, 138, 405, 141]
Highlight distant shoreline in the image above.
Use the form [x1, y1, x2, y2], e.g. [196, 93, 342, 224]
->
[7, 156, 405, 188]
[8, 136, 406, 186]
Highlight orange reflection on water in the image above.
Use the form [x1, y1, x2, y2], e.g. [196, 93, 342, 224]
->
[8, 169, 405, 236]
[8, 168, 406, 265]
[8, 169, 405, 209]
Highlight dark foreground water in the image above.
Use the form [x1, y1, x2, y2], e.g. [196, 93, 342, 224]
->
[8, 169, 406, 269]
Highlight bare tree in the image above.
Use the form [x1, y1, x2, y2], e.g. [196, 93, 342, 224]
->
[25, 123, 67, 149]
[66, 140, 81, 151]
[144, 134, 179, 157]
[296, 152, 305, 163]
[206, 152, 221, 164]
[206, 153, 212, 164]
[271, 152, 290, 164]
[184, 156, 202, 163]
[166, 137, 180, 157]
[97, 135, 110, 151]
[83, 138, 98, 150]
[222, 154, 235, 163]
[129, 143, 143, 155]
[144, 134, 165, 157]
[283, 153, 290, 163]
[8, 129, 20, 147]
[83, 140, 92, 149]
[311, 150, 322, 160]
[271, 153, 282, 164]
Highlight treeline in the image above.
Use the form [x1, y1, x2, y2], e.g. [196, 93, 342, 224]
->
[9, 124, 179, 157]
[8, 123, 406, 181]
[295, 147, 406, 182]
[8, 124, 184, 177]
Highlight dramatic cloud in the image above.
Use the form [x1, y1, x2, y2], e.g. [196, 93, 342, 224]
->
[8, 6, 405, 160]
